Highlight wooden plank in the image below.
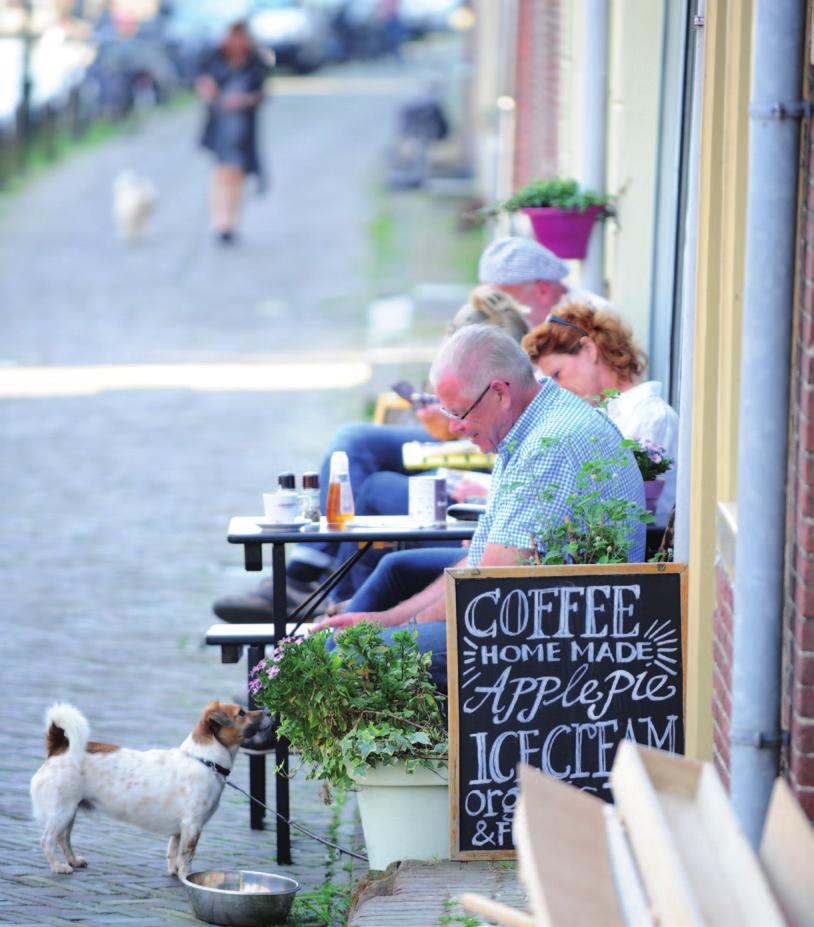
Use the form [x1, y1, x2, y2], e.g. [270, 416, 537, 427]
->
[446, 568, 522, 861]
[602, 805, 654, 927]
[513, 764, 624, 927]
[679, 564, 689, 708]
[445, 563, 688, 580]
[446, 571, 462, 860]
[459, 893, 536, 927]
[611, 741, 704, 925]
[760, 777, 814, 927]
[612, 742, 785, 926]
[689, 764, 785, 925]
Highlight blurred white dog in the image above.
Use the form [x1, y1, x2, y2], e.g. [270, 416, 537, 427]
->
[112, 170, 157, 243]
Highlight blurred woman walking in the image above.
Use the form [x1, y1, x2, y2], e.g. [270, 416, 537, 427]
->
[197, 22, 271, 245]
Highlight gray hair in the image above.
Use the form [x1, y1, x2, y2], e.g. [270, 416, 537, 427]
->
[447, 286, 530, 343]
[429, 324, 537, 397]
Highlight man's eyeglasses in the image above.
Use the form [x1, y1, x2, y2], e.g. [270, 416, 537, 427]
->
[440, 381, 493, 421]
[549, 314, 590, 338]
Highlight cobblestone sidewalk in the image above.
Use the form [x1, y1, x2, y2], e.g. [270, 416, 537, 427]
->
[0, 45, 459, 924]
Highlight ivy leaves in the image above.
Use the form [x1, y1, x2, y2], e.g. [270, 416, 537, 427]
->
[251, 623, 447, 789]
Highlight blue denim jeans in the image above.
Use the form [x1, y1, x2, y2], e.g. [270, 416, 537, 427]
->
[327, 547, 466, 690]
[347, 546, 465, 612]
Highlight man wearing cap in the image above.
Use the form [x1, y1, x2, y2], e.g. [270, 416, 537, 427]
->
[479, 236, 606, 326]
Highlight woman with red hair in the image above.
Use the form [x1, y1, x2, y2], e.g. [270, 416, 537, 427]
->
[522, 301, 678, 526]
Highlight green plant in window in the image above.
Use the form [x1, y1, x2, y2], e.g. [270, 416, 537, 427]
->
[481, 177, 614, 220]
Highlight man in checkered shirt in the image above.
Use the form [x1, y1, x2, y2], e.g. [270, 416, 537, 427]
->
[316, 325, 645, 677]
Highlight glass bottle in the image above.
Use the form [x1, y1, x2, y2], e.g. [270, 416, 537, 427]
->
[275, 472, 300, 521]
[300, 471, 321, 523]
[325, 451, 354, 529]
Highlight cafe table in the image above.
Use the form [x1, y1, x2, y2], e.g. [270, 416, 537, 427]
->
[208, 514, 476, 862]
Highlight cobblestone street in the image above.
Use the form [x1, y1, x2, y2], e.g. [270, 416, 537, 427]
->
[0, 42, 473, 925]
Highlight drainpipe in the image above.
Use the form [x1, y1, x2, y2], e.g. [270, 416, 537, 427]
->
[579, 0, 609, 295]
[494, 0, 518, 238]
[731, 0, 804, 847]
[495, 95, 517, 238]
[673, 0, 705, 562]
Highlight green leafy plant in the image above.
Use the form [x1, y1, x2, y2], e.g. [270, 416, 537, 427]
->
[289, 880, 351, 927]
[483, 177, 614, 219]
[523, 439, 653, 565]
[623, 437, 673, 482]
[286, 789, 356, 926]
[250, 623, 448, 789]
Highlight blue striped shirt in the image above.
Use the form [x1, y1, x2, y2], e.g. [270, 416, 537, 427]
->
[467, 379, 646, 565]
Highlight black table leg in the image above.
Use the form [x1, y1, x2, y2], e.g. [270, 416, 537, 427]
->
[247, 644, 266, 831]
[244, 542, 263, 571]
[271, 543, 292, 864]
[287, 540, 373, 628]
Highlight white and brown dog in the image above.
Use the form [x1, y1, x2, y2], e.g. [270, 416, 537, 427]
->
[30, 701, 267, 877]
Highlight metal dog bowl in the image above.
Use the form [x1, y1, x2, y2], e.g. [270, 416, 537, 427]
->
[182, 869, 300, 926]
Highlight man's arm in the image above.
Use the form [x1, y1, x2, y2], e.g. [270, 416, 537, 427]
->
[312, 555, 467, 631]
[312, 542, 530, 632]
[411, 542, 527, 622]
[477, 542, 530, 568]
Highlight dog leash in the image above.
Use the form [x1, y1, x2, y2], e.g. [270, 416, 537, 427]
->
[190, 754, 368, 862]
[223, 780, 369, 863]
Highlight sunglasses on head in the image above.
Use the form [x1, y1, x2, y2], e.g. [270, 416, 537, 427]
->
[548, 315, 590, 338]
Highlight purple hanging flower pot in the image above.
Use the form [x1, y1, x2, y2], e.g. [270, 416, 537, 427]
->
[522, 205, 602, 259]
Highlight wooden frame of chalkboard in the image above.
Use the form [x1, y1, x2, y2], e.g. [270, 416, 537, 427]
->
[445, 562, 688, 860]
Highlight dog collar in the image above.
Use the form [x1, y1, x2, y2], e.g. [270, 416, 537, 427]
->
[192, 756, 231, 778]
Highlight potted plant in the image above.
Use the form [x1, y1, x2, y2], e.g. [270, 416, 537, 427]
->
[249, 623, 449, 871]
[486, 177, 614, 259]
[624, 438, 673, 515]
[523, 439, 654, 565]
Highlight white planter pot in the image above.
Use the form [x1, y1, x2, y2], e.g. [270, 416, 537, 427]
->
[353, 763, 449, 871]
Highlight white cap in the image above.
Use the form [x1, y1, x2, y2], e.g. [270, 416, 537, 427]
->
[329, 450, 349, 476]
[478, 236, 569, 285]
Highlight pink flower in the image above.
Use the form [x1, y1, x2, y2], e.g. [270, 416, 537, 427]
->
[250, 658, 268, 677]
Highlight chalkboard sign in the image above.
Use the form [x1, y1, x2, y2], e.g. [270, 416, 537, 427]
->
[445, 563, 687, 860]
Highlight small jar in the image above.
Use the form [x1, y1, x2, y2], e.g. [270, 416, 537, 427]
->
[274, 472, 300, 521]
[300, 471, 321, 523]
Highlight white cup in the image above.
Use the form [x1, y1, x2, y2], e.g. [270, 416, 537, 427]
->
[263, 491, 300, 523]
[408, 476, 447, 527]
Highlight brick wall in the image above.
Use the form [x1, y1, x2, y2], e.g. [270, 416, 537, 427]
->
[784, 106, 814, 822]
[712, 562, 734, 789]
[513, 0, 560, 185]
